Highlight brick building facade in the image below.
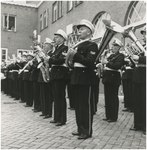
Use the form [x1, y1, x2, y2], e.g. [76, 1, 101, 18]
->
[1, 1, 146, 60]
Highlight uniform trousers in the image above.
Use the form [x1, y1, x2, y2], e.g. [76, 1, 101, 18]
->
[24, 80, 33, 106]
[40, 82, 53, 116]
[52, 79, 67, 124]
[133, 83, 146, 131]
[122, 79, 134, 111]
[91, 82, 99, 114]
[104, 83, 119, 121]
[33, 81, 41, 111]
[67, 83, 75, 109]
[72, 85, 94, 136]
[19, 79, 25, 102]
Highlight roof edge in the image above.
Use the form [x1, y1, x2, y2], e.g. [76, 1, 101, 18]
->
[1, 1, 38, 8]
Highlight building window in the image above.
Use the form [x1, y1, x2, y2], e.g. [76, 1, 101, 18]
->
[1, 48, 8, 62]
[3, 14, 16, 32]
[126, 1, 146, 25]
[17, 49, 33, 57]
[124, 1, 146, 46]
[75, 0, 83, 7]
[40, 14, 43, 31]
[52, 1, 58, 22]
[58, 1, 63, 19]
[67, 1, 73, 12]
[52, 1, 63, 23]
[92, 12, 111, 40]
[43, 9, 48, 28]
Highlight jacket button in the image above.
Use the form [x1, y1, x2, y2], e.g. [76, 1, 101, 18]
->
[83, 71, 85, 72]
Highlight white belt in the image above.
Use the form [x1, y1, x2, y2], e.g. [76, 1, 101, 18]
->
[12, 70, 19, 72]
[9, 71, 12, 72]
[137, 64, 146, 67]
[125, 66, 133, 70]
[105, 67, 119, 72]
[52, 63, 67, 67]
[24, 70, 29, 72]
[74, 62, 86, 68]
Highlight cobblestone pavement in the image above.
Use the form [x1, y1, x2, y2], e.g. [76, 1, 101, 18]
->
[1, 92, 146, 149]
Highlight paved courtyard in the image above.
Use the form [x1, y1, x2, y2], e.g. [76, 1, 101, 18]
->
[1, 91, 146, 149]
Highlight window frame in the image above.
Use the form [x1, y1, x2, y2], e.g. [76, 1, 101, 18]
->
[58, 1, 63, 19]
[40, 14, 43, 31]
[75, 1, 83, 7]
[52, 1, 58, 23]
[43, 9, 48, 29]
[1, 48, 8, 61]
[125, 1, 146, 25]
[3, 14, 16, 32]
[67, 1, 74, 13]
[17, 49, 33, 57]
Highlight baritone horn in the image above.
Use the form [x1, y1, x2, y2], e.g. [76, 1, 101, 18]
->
[122, 27, 146, 56]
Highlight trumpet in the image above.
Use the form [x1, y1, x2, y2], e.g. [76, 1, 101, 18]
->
[18, 57, 35, 74]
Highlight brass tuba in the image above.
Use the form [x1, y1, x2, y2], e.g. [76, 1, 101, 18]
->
[95, 19, 124, 63]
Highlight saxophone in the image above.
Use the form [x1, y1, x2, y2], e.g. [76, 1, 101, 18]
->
[35, 45, 50, 82]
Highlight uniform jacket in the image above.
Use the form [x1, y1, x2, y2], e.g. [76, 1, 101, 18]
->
[29, 60, 40, 82]
[22, 62, 32, 81]
[132, 56, 146, 83]
[121, 61, 134, 80]
[102, 52, 124, 85]
[17, 61, 26, 79]
[49, 44, 69, 80]
[71, 40, 98, 85]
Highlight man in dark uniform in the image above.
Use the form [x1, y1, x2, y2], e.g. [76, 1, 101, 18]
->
[49, 29, 69, 126]
[18, 52, 28, 103]
[70, 19, 98, 139]
[29, 55, 40, 112]
[121, 56, 134, 112]
[23, 52, 34, 107]
[130, 25, 146, 134]
[37, 38, 54, 118]
[102, 38, 124, 123]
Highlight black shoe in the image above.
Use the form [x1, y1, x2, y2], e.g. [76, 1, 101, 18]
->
[72, 132, 81, 136]
[39, 114, 44, 116]
[78, 134, 91, 140]
[43, 115, 51, 119]
[19, 101, 25, 103]
[24, 105, 32, 107]
[122, 108, 129, 112]
[103, 118, 109, 121]
[130, 127, 141, 131]
[33, 110, 40, 112]
[55, 122, 65, 126]
[107, 119, 117, 123]
[50, 120, 57, 123]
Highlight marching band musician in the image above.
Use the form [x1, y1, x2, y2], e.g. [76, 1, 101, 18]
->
[121, 53, 134, 113]
[102, 38, 125, 123]
[23, 52, 34, 107]
[49, 29, 69, 126]
[71, 19, 98, 139]
[29, 53, 41, 113]
[37, 38, 54, 119]
[18, 52, 28, 103]
[130, 25, 146, 134]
